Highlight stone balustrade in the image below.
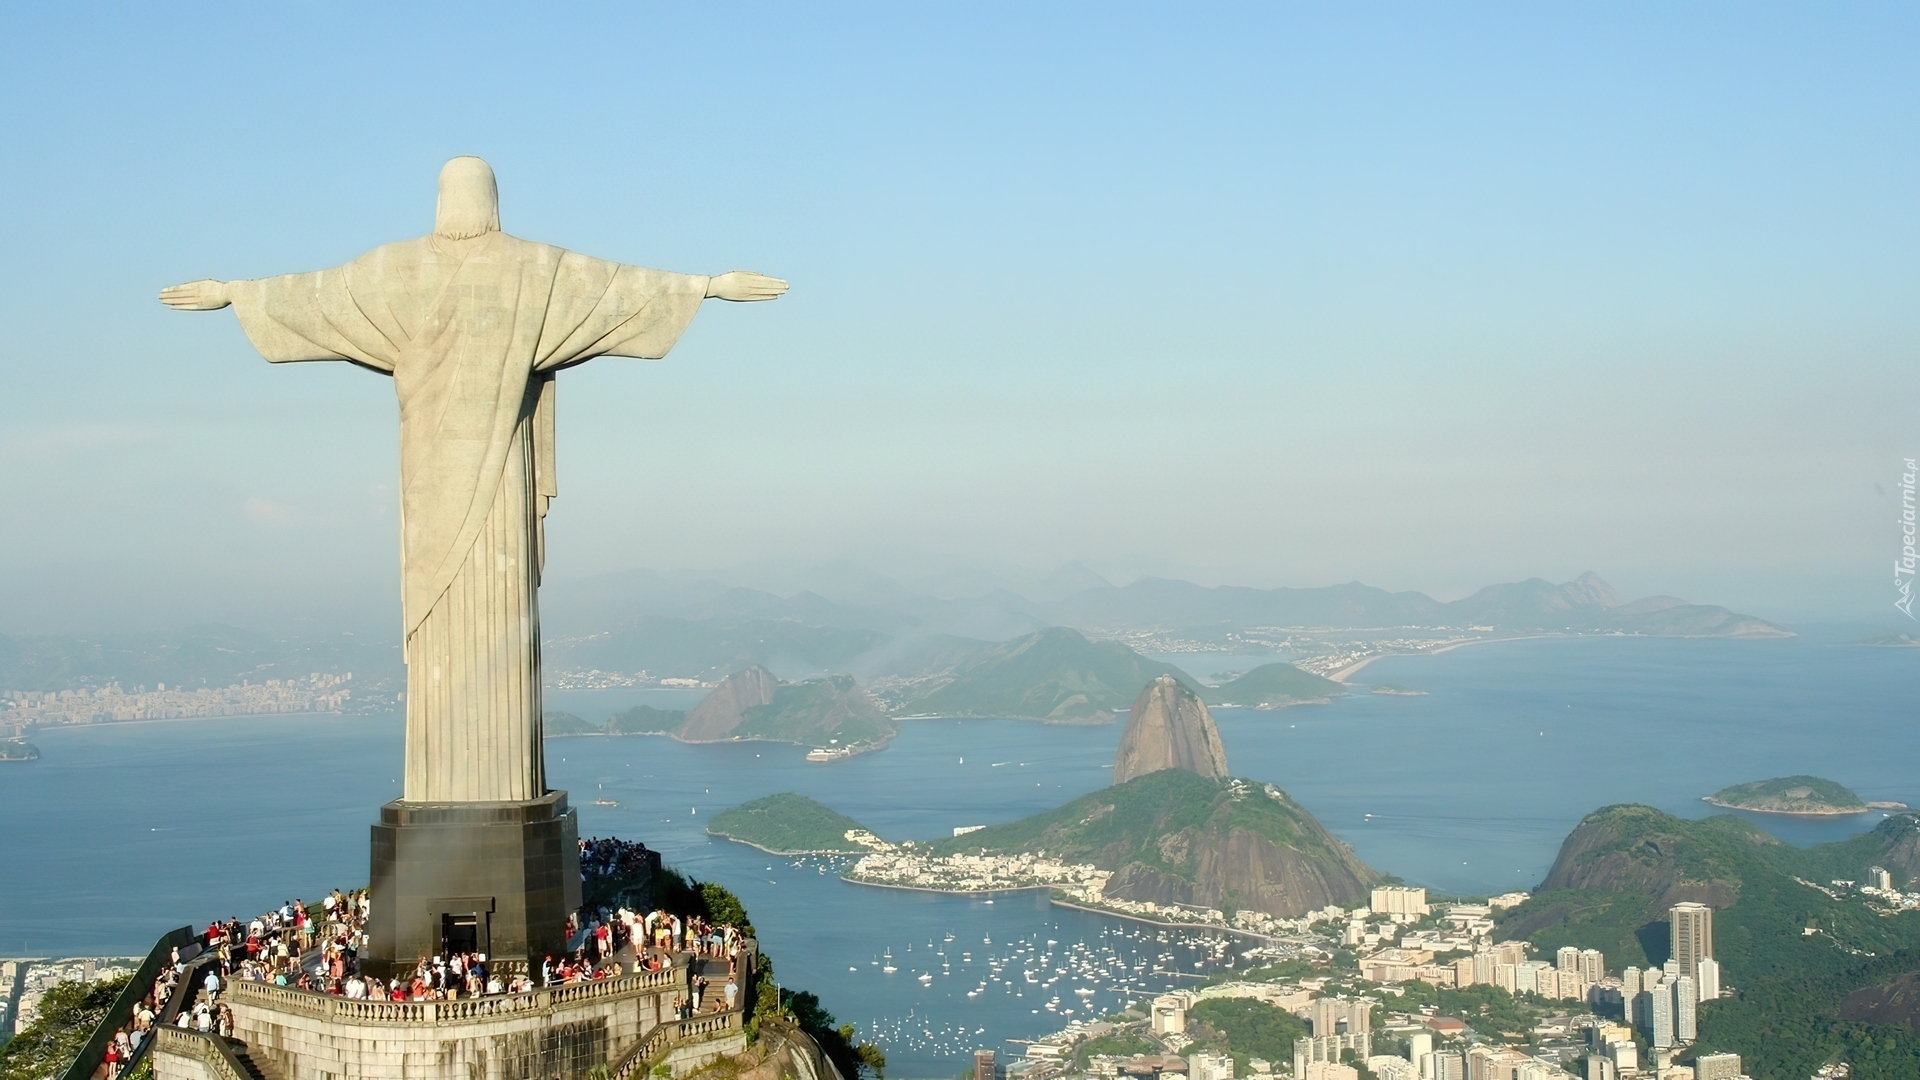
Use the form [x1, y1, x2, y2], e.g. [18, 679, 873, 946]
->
[221, 963, 687, 1026]
[152, 1027, 251, 1080]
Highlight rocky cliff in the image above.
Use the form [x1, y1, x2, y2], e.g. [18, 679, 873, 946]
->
[678, 666, 779, 741]
[1113, 675, 1229, 784]
[735, 674, 896, 747]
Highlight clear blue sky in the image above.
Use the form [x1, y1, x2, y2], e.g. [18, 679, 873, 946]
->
[2, 4, 1915, 632]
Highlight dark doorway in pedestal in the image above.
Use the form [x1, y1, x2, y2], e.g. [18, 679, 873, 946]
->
[442, 913, 480, 956]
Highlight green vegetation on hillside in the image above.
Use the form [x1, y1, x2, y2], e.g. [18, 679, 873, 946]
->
[1203, 662, 1344, 709]
[541, 711, 601, 736]
[0, 973, 132, 1080]
[927, 769, 1376, 914]
[708, 793, 875, 853]
[1185, 998, 1310, 1072]
[1497, 804, 1920, 1077]
[736, 674, 895, 746]
[1706, 775, 1867, 814]
[900, 627, 1197, 721]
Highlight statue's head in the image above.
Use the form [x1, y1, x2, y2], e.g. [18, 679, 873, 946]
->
[436, 157, 500, 240]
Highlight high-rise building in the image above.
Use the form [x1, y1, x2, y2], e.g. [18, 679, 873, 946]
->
[1557, 946, 1581, 972]
[1871, 866, 1894, 891]
[1312, 996, 1373, 1037]
[975, 1050, 998, 1080]
[1422, 1052, 1463, 1080]
[1650, 986, 1674, 1048]
[1694, 1052, 1743, 1080]
[1471, 952, 1496, 986]
[1579, 949, 1606, 984]
[1408, 1034, 1432, 1063]
[1697, 957, 1721, 1002]
[1152, 994, 1188, 1035]
[1675, 976, 1698, 1043]
[1372, 886, 1431, 918]
[1516, 960, 1552, 995]
[1671, 903, 1714, 979]
[1622, 967, 1642, 997]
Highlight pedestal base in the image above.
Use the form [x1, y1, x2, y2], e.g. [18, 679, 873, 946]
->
[365, 791, 580, 976]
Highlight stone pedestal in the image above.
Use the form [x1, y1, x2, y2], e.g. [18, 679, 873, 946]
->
[365, 791, 580, 976]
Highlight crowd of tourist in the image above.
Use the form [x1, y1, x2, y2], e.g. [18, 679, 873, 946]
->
[85, 836, 752, 1080]
[94, 891, 366, 1079]
[578, 836, 661, 882]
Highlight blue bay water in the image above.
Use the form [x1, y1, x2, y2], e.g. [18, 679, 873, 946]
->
[2, 634, 1916, 1074]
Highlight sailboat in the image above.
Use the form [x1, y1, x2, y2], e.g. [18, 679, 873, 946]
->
[882, 948, 897, 974]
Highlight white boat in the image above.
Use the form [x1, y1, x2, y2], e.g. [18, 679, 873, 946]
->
[918, 973, 934, 984]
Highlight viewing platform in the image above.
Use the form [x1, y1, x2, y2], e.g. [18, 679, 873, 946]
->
[148, 947, 754, 1080]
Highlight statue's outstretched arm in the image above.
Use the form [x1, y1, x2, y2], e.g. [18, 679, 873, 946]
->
[705, 271, 789, 303]
[159, 279, 232, 311]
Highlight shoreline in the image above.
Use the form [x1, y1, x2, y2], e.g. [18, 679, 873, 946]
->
[707, 832, 867, 857]
[1043, 897, 1278, 943]
[840, 877, 1056, 898]
[1700, 796, 1890, 817]
[1328, 633, 1581, 683]
[16, 710, 367, 732]
[836, 878, 1283, 943]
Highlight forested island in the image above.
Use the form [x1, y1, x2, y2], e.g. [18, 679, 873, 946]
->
[0, 738, 40, 761]
[706, 792, 880, 854]
[1703, 775, 1880, 815]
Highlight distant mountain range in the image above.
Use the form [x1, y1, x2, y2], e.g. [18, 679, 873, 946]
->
[549, 667, 896, 749]
[2, 569, 1785, 693]
[895, 627, 1195, 722]
[544, 566, 1785, 640]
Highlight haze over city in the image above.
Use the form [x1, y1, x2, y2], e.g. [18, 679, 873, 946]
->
[3, 5, 1917, 634]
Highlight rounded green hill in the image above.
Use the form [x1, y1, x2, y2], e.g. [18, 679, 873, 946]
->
[1704, 775, 1867, 816]
[707, 792, 876, 854]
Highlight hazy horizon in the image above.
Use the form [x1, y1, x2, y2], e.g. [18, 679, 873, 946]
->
[4, 6, 1916, 635]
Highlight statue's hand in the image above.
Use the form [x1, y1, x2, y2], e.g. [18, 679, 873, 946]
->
[159, 279, 232, 311]
[706, 271, 788, 303]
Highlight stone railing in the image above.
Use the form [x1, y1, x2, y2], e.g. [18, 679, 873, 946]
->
[224, 963, 687, 1027]
[59, 926, 196, 1080]
[153, 1026, 251, 1080]
[609, 1010, 742, 1080]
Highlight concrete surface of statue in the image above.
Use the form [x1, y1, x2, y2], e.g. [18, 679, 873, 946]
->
[162, 157, 786, 804]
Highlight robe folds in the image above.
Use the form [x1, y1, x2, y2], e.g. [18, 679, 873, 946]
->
[228, 231, 708, 802]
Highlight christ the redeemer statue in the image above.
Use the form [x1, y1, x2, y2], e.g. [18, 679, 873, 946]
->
[163, 157, 785, 806]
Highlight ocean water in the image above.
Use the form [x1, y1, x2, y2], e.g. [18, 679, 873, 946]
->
[3, 634, 1916, 1074]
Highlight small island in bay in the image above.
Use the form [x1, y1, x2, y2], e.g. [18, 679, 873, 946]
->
[1857, 632, 1920, 648]
[1704, 775, 1906, 816]
[1369, 683, 1428, 696]
[0, 739, 40, 762]
[1202, 662, 1345, 709]
[705, 792, 887, 854]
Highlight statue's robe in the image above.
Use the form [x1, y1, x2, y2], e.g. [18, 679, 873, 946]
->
[227, 231, 708, 803]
